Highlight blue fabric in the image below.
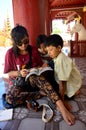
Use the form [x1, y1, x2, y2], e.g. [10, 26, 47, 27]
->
[2, 94, 15, 109]
[48, 60, 54, 69]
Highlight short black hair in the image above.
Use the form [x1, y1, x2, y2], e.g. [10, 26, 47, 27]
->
[36, 34, 47, 48]
[45, 34, 63, 48]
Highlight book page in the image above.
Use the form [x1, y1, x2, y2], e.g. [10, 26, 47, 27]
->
[25, 67, 53, 81]
[38, 67, 53, 75]
[0, 109, 13, 121]
[30, 68, 39, 73]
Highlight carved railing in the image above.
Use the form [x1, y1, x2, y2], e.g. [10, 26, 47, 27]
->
[69, 40, 86, 57]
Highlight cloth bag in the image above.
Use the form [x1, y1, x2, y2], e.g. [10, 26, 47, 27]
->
[26, 98, 54, 123]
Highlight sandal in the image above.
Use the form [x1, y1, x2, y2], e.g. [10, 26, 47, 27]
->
[26, 99, 40, 112]
[26, 98, 54, 122]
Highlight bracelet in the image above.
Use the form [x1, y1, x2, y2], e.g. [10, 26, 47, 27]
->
[17, 70, 21, 77]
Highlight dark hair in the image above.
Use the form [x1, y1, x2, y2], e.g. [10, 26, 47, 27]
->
[11, 24, 29, 57]
[45, 34, 63, 48]
[36, 34, 47, 48]
[11, 24, 29, 44]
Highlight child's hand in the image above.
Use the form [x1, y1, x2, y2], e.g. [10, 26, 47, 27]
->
[20, 69, 29, 77]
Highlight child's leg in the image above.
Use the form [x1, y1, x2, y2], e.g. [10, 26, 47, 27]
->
[56, 100, 75, 125]
[29, 75, 75, 125]
[75, 89, 81, 96]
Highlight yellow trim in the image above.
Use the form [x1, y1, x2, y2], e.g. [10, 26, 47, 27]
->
[83, 6, 86, 12]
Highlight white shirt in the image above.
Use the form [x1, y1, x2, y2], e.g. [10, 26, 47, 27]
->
[54, 52, 82, 97]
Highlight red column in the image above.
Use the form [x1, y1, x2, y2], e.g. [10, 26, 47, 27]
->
[83, 12, 86, 29]
[12, 0, 49, 46]
[82, 6, 86, 28]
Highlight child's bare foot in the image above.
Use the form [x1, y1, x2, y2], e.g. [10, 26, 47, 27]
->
[56, 100, 75, 125]
[61, 107, 75, 125]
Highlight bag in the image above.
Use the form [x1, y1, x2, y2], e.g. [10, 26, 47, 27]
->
[26, 98, 54, 123]
[13, 76, 27, 88]
[13, 45, 32, 89]
[37, 98, 54, 123]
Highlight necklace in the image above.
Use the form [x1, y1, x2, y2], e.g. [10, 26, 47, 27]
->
[20, 53, 29, 64]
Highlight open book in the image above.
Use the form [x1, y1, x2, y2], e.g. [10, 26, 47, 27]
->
[25, 67, 53, 81]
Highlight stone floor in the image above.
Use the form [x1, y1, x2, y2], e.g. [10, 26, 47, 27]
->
[0, 57, 86, 130]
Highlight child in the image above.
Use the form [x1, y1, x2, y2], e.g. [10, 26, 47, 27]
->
[36, 34, 49, 63]
[45, 34, 82, 109]
[36, 34, 54, 69]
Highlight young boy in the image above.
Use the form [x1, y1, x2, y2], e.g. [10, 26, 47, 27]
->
[45, 34, 82, 109]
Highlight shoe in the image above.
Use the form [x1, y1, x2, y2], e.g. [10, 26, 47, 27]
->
[2, 93, 14, 109]
[26, 99, 40, 112]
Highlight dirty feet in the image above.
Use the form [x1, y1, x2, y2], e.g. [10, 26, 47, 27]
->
[56, 100, 75, 125]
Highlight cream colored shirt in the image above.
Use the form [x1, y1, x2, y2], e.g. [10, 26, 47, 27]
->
[54, 52, 82, 97]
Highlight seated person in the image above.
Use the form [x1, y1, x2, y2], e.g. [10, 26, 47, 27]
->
[36, 34, 54, 69]
[45, 34, 82, 110]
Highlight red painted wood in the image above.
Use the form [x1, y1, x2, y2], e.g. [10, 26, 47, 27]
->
[12, 0, 49, 46]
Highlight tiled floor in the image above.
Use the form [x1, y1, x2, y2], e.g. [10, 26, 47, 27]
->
[0, 57, 86, 130]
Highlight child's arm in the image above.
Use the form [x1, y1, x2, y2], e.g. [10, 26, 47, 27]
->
[59, 81, 66, 101]
[59, 81, 73, 111]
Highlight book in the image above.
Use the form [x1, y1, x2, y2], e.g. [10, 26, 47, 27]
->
[25, 67, 53, 81]
[0, 109, 13, 121]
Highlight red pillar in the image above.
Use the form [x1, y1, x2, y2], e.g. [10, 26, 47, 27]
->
[12, 0, 50, 46]
[83, 11, 86, 29]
